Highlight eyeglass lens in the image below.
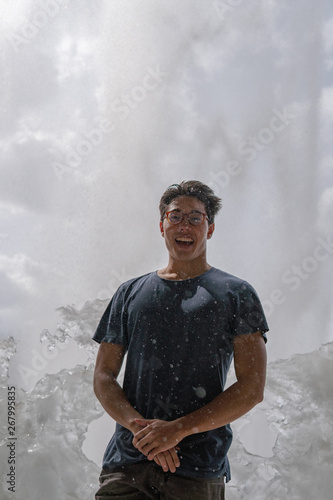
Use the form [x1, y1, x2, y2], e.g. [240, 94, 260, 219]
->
[167, 211, 204, 225]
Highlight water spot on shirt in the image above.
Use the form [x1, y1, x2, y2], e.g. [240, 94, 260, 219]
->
[181, 286, 212, 313]
[149, 356, 163, 371]
[193, 386, 206, 398]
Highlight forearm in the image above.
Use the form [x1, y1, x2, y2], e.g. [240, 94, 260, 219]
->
[94, 371, 180, 472]
[132, 379, 264, 460]
[94, 372, 142, 433]
[178, 379, 263, 438]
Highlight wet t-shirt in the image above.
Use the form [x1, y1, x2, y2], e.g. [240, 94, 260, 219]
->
[93, 267, 269, 480]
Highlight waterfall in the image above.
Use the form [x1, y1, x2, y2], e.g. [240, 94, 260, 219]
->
[1, 1, 332, 498]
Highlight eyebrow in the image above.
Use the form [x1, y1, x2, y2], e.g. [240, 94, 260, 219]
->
[170, 209, 202, 214]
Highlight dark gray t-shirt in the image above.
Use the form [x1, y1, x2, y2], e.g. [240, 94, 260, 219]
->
[93, 267, 269, 480]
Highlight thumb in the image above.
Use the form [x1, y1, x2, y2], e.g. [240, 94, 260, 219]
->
[134, 418, 153, 427]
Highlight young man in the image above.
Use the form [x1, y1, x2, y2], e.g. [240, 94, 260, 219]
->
[93, 180, 269, 500]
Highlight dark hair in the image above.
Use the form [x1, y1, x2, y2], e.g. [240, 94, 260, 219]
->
[159, 180, 222, 224]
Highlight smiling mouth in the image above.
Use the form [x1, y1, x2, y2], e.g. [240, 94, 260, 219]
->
[175, 237, 194, 245]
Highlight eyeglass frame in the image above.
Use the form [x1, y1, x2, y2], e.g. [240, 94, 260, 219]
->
[163, 210, 209, 226]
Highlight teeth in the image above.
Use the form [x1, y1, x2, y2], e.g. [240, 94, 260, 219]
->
[176, 237, 193, 243]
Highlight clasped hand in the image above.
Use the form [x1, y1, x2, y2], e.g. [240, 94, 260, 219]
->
[133, 418, 184, 472]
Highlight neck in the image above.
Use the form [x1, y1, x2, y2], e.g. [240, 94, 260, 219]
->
[158, 258, 212, 281]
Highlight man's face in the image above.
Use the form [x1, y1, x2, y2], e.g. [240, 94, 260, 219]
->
[159, 196, 214, 263]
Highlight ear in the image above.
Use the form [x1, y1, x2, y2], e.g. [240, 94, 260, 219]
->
[159, 221, 165, 238]
[207, 223, 215, 240]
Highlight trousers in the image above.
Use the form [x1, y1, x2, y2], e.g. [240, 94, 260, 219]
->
[95, 461, 225, 500]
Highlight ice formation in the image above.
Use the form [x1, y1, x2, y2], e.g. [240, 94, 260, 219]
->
[1, 300, 332, 499]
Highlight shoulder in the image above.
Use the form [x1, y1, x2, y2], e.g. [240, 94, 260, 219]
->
[114, 271, 156, 300]
[207, 268, 269, 338]
[207, 268, 262, 305]
[207, 267, 252, 291]
[94, 271, 155, 327]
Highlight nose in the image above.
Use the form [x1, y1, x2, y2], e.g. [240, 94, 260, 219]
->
[178, 216, 191, 229]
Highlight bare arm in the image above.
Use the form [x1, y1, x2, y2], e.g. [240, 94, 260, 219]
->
[93, 342, 180, 472]
[93, 342, 142, 430]
[133, 331, 267, 459]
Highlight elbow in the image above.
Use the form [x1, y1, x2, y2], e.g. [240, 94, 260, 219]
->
[93, 375, 98, 398]
[256, 391, 264, 405]
[93, 370, 102, 399]
[239, 378, 265, 407]
[246, 390, 264, 413]
[244, 381, 265, 408]
[250, 373, 266, 406]
[253, 385, 265, 405]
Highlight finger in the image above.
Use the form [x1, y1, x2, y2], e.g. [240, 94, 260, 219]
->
[161, 450, 176, 473]
[147, 444, 165, 460]
[134, 431, 164, 456]
[132, 427, 149, 446]
[133, 427, 149, 438]
[134, 418, 153, 426]
[154, 453, 169, 472]
[168, 448, 180, 470]
[138, 439, 158, 457]
[132, 432, 157, 455]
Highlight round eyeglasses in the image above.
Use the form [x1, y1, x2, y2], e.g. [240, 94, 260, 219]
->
[164, 210, 208, 226]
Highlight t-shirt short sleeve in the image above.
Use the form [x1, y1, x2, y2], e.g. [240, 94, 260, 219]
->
[231, 280, 269, 342]
[93, 285, 128, 347]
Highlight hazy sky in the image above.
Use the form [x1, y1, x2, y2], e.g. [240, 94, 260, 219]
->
[1, 0, 333, 388]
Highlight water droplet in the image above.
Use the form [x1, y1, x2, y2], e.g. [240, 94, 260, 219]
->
[194, 386, 206, 398]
